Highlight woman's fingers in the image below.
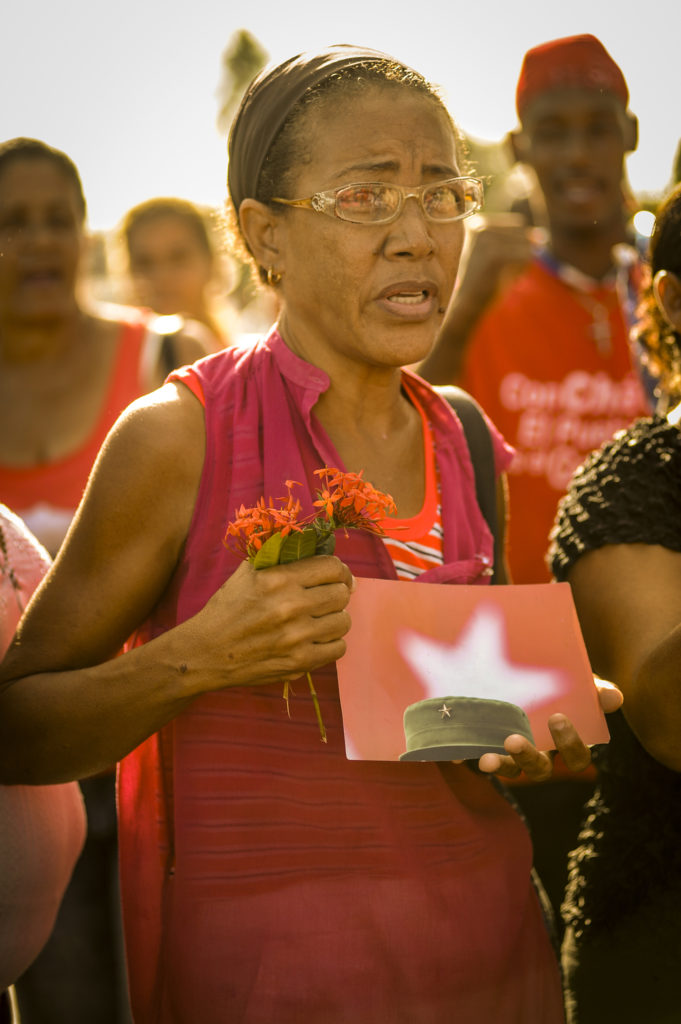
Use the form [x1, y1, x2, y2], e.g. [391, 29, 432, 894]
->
[479, 735, 553, 780]
[477, 713, 594, 780]
[477, 751, 524, 778]
[594, 676, 623, 714]
[190, 556, 355, 690]
[547, 714, 592, 773]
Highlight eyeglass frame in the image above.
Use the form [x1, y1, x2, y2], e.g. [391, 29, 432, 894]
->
[270, 176, 484, 225]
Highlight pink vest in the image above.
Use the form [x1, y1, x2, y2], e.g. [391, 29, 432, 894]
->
[118, 329, 563, 1023]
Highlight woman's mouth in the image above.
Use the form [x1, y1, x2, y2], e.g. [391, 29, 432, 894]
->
[378, 282, 437, 318]
[389, 291, 427, 305]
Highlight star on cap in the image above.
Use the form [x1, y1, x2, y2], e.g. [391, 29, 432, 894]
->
[438, 703, 452, 718]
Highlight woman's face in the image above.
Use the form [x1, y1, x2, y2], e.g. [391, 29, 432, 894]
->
[272, 86, 465, 375]
[126, 214, 214, 318]
[0, 158, 84, 325]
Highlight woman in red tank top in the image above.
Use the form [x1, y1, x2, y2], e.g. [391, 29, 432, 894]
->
[0, 137, 210, 1024]
[0, 138, 212, 559]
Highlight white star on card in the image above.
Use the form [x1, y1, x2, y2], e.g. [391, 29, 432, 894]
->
[397, 603, 563, 710]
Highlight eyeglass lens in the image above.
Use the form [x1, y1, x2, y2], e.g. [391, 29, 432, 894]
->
[334, 180, 480, 223]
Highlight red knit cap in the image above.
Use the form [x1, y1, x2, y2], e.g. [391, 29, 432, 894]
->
[515, 34, 629, 120]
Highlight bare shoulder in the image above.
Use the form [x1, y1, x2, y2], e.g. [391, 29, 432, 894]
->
[568, 543, 681, 681]
[103, 378, 205, 465]
[83, 380, 206, 557]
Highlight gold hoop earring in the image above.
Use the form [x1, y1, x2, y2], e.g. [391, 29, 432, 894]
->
[266, 266, 282, 287]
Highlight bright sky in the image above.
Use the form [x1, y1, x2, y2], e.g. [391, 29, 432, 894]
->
[3, 0, 678, 231]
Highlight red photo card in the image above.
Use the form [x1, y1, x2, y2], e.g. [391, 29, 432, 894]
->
[336, 579, 609, 761]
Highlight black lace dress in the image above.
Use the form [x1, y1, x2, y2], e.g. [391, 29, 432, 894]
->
[549, 416, 681, 1023]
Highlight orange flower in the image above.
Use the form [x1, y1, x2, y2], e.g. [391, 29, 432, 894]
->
[225, 486, 307, 559]
[311, 467, 396, 533]
[223, 469, 397, 742]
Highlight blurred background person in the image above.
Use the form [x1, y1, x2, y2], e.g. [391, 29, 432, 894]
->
[418, 34, 653, 936]
[119, 195, 233, 351]
[420, 34, 651, 586]
[549, 180, 681, 1023]
[0, 135, 207, 1024]
[0, 138, 209, 559]
[0, 504, 86, 1024]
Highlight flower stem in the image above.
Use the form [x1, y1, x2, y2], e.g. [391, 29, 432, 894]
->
[282, 680, 294, 718]
[306, 672, 327, 743]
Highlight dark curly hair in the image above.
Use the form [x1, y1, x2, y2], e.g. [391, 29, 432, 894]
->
[634, 182, 681, 405]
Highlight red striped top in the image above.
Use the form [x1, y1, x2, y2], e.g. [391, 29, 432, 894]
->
[381, 392, 443, 579]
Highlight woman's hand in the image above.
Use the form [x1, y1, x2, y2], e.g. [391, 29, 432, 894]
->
[476, 677, 623, 780]
[177, 555, 355, 693]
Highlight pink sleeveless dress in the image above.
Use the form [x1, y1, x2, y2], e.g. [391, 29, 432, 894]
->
[118, 329, 564, 1023]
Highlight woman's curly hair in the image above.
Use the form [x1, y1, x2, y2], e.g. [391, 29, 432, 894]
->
[634, 182, 681, 405]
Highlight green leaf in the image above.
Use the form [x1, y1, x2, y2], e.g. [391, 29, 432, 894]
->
[279, 529, 318, 563]
[252, 532, 285, 569]
[315, 531, 336, 556]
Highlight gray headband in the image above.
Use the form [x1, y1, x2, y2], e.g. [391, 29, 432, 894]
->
[227, 44, 404, 213]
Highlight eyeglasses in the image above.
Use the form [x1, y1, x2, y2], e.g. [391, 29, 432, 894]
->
[271, 176, 484, 225]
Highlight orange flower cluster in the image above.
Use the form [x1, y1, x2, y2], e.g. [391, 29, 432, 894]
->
[312, 467, 397, 533]
[225, 481, 304, 559]
[224, 468, 396, 564]
[223, 469, 397, 742]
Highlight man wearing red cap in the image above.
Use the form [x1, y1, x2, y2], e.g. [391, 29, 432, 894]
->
[421, 33, 651, 586]
[419, 32, 652, 938]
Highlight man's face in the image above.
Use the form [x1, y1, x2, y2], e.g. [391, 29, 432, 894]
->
[514, 89, 637, 235]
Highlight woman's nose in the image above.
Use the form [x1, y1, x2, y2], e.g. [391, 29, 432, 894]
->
[384, 196, 435, 258]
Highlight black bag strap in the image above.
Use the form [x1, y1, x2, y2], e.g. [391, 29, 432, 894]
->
[435, 385, 501, 583]
[159, 330, 179, 378]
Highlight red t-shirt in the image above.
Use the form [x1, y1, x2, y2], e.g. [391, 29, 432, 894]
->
[460, 258, 649, 583]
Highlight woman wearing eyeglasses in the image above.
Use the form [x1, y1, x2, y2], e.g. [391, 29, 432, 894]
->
[0, 46, 617, 1023]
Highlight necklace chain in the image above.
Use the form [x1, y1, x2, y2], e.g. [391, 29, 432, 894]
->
[537, 246, 639, 357]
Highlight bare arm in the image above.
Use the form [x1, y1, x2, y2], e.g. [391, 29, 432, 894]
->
[418, 216, 533, 384]
[565, 543, 681, 771]
[0, 384, 353, 783]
